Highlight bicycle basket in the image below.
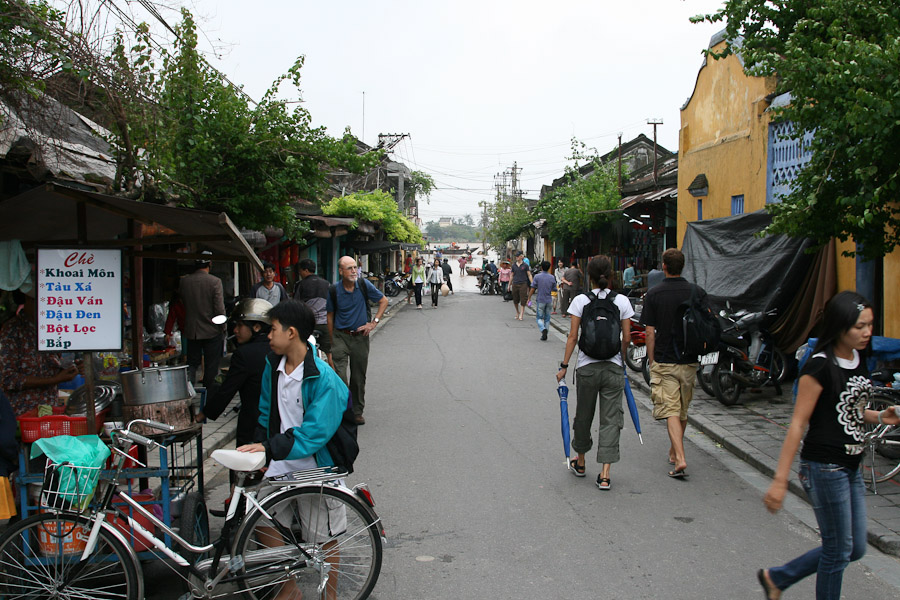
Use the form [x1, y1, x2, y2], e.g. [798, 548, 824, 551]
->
[40, 460, 102, 512]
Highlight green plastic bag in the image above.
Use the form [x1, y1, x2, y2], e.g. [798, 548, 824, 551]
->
[31, 435, 110, 510]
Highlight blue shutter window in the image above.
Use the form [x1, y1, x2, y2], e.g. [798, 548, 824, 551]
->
[767, 120, 814, 204]
[697, 199, 703, 221]
[731, 195, 744, 215]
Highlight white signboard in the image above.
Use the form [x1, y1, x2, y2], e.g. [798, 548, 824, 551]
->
[37, 249, 123, 351]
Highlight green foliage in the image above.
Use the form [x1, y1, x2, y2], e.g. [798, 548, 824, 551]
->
[0, 0, 69, 101]
[693, 0, 900, 260]
[322, 190, 424, 244]
[409, 170, 435, 203]
[535, 138, 622, 242]
[484, 193, 532, 250]
[423, 221, 481, 242]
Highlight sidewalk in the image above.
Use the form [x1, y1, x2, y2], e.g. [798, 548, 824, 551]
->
[538, 307, 900, 558]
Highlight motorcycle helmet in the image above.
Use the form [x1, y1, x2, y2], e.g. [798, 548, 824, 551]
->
[230, 298, 273, 325]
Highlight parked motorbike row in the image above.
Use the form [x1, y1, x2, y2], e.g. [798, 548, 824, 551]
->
[625, 302, 789, 407]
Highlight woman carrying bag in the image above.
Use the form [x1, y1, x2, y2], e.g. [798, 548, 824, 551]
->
[427, 259, 444, 309]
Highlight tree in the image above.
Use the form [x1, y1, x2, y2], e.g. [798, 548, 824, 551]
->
[484, 191, 532, 250]
[322, 190, 423, 244]
[535, 138, 621, 242]
[409, 170, 434, 204]
[693, 0, 900, 260]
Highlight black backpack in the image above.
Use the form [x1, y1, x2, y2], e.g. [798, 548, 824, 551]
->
[326, 391, 360, 474]
[673, 284, 721, 360]
[578, 291, 622, 360]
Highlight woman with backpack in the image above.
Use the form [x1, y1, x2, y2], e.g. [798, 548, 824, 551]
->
[556, 255, 634, 490]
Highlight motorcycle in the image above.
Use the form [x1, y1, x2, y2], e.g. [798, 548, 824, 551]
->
[710, 306, 786, 406]
[382, 271, 406, 297]
[625, 318, 646, 373]
[480, 270, 500, 295]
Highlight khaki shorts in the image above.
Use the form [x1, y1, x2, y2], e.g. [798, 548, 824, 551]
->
[649, 362, 698, 421]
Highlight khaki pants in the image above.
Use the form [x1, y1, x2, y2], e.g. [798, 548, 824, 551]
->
[332, 330, 370, 416]
[572, 361, 625, 464]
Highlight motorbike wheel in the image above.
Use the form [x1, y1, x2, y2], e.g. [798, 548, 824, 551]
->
[641, 357, 650, 385]
[625, 344, 643, 373]
[712, 360, 743, 406]
[384, 280, 400, 297]
[697, 364, 716, 396]
[480, 281, 489, 295]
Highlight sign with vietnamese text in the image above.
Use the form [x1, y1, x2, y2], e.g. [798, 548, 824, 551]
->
[37, 249, 123, 351]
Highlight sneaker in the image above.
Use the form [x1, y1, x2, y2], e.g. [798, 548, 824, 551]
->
[541, 329, 548, 341]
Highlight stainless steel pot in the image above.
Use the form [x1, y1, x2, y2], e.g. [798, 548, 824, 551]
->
[65, 381, 119, 416]
[120, 366, 191, 406]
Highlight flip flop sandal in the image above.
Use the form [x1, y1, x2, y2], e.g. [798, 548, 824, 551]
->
[597, 477, 611, 490]
[569, 459, 586, 477]
[668, 470, 688, 479]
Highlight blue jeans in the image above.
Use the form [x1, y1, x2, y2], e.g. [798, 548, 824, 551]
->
[768, 460, 867, 600]
[535, 302, 551, 331]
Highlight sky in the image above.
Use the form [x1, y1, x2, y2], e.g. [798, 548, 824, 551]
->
[119, 0, 728, 223]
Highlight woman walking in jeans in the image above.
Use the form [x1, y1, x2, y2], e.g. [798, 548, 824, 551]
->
[427, 258, 444, 308]
[758, 291, 899, 600]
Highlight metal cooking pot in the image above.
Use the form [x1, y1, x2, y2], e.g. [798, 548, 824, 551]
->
[120, 366, 191, 406]
[65, 381, 119, 416]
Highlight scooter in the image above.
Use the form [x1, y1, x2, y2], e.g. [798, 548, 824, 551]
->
[480, 271, 499, 295]
[625, 318, 646, 373]
[383, 271, 406, 297]
[710, 306, 786, 406]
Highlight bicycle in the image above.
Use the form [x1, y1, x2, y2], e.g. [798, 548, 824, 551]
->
[0, 419, 384, 600]
[863, 386, 900, 493]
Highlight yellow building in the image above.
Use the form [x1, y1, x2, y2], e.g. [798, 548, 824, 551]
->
[678, 31, 899, 337]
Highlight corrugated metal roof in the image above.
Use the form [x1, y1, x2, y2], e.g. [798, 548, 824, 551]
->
[619, 186, 677, 210]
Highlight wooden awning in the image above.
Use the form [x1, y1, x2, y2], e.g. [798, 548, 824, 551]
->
[0, 182, 263, 270]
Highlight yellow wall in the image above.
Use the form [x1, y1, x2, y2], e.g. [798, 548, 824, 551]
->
[677, 39, 777, 246]
[678, 37, 900, 338]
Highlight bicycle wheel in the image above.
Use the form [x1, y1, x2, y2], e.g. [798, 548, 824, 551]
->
[868, 393, 900, 462]
[233, 485, 382, 600]
[0, 511, 142, 600]
[712, 360, 743, 406]
[179, 492, 210, 562]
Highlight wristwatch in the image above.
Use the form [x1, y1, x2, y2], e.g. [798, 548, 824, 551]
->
[559, 362, 568, 369]
[373, 318, 380, 324]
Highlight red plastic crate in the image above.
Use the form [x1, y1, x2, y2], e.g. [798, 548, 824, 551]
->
[17, 406, 108, 442]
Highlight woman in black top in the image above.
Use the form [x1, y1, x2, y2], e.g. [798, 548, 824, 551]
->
[758, 292, 899, 600]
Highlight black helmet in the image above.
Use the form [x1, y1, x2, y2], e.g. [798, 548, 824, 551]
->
[230, 298, 272, 325]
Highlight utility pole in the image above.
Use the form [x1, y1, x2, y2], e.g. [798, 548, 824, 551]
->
[617, 132, 623, 189]
[647, 118, 663, 184]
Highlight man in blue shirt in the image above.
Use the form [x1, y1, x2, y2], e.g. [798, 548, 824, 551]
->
[527, 260, 557, 340]
[326, 256, 388, 425]
[623, 260, 636, 289]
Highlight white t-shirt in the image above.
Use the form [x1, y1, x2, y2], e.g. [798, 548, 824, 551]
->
[265, 357, 318, 478]
[567, 288, 635, 369]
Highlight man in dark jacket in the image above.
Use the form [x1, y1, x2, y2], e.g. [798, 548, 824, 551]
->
[194, 299, 272, 448]
[293, 258, 332, 360]
[179, 252, 225, 392]
[441, 258, 453, 295]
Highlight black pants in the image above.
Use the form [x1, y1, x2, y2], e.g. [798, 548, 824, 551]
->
[414, 282, 424, 306]
[431, 282, 441, 306]
[187, 334, 223, 396]
[445, 276, 453, 292]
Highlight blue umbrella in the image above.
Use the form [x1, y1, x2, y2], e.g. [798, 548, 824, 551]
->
[557, 380, 572, 467]
[623, 366, 644, 444]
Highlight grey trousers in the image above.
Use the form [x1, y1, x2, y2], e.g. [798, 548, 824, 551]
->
[572, 361, 624, 464]
[332, 330, 370, 416]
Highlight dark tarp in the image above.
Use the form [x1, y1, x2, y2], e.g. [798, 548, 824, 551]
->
[681, 210, 824, 351]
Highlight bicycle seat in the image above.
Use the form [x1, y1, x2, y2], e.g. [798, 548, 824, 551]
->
[212, 449, 266, 472]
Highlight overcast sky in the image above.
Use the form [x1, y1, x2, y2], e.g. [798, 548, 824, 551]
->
[152, 1, 727, 222]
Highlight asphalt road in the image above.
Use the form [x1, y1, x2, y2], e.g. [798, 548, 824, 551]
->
[146, 278, 900, 599]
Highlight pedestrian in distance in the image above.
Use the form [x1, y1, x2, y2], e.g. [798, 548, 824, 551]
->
[427, 258, 444, 308]
[251, 262, 290, 306]
[498, 260, 512, 299]
[326, 256, 388, 425]
[552, 258, 565, 314]
[179, 251, 226, 395]
[559, 261, 583, 317]
[556, 255, 633, 490]
[510, 251, 532, 320]
[527, 260, 557, 341]
[458, 255, 467, 277]
[758, 291, 899, 600]
[293, 258, 332, 364]
[411, 257, 426, 309]
[441, 258, 454, 295]
[640, 248, 708, 478]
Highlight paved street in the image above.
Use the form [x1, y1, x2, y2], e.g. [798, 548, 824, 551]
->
[145, 274, 900, 599]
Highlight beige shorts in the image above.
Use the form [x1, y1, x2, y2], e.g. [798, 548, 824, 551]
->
[649, 362, 698, 421]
